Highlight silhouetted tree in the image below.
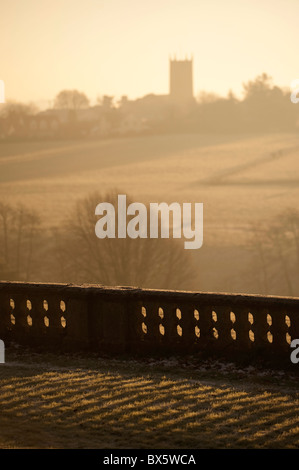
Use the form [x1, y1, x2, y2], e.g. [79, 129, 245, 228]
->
[53, 191, 198, 290]
[0, 202, 42, 281]
[54, 90, 90, 110]
[248, 209, 299, 296]
[54, 89, 90, 125]
[97, 95, 114, 109]
[0, 101, 38, 130]
[241, 73, 295, 131]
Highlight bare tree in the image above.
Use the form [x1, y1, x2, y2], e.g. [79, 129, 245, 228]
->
[54, 90, 90, 111]
[249, 224, 271, 294]
[248, 210, 299, 296]
[97, 95, 114, 109]
[0, 101, 38, 129]
[0, 202, 42, 281]
[54, 191, 198, 290]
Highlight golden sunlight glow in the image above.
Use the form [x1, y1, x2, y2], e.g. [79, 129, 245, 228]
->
[0, 0, 298, 104]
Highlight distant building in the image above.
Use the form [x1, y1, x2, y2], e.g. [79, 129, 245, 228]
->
[0, 56, 197, 140]
[117, 56, 195, 132]
[169, 57, 194, 107]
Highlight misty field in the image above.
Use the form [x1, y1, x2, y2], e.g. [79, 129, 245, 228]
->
[1, 132, 299, 294]
[1, 133, 299, 238]
[0, 351, 298, 449]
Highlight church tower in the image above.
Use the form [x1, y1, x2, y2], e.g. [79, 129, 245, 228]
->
[169, 56, 194, 106]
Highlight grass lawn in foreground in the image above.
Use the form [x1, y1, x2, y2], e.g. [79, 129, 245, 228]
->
[0, 348, 298, 449]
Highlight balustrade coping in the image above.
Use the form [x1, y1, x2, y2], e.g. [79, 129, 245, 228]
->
[0, 281, 298, 308]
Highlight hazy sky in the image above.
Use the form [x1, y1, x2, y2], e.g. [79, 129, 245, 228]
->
[0, 0, 297, 105]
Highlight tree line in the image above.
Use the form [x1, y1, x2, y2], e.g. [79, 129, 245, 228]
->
[0, 192, 197, 291]
[0, 73, 297, 136]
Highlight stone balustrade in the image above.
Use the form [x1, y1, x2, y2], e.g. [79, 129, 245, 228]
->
[0, 281, 298, 365]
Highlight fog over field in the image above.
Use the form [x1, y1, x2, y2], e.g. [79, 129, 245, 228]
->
[2, 0, 299, 455]
[1, 132, 299, 295]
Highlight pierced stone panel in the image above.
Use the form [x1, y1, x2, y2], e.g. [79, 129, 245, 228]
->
[158, 307, 165, 336]
[193, 309, 200, 340]
[141, 306, 147, 317]
[140, 306, 147, 336]
[159, 324, 165, 336]
[285, 315, 291, 344]
[140, 303, 162, 341]
[267, 331, 273, 343]
[249, 330, 255, 342]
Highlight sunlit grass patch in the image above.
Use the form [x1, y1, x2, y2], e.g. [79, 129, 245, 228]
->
[0, 354, 298, 449]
